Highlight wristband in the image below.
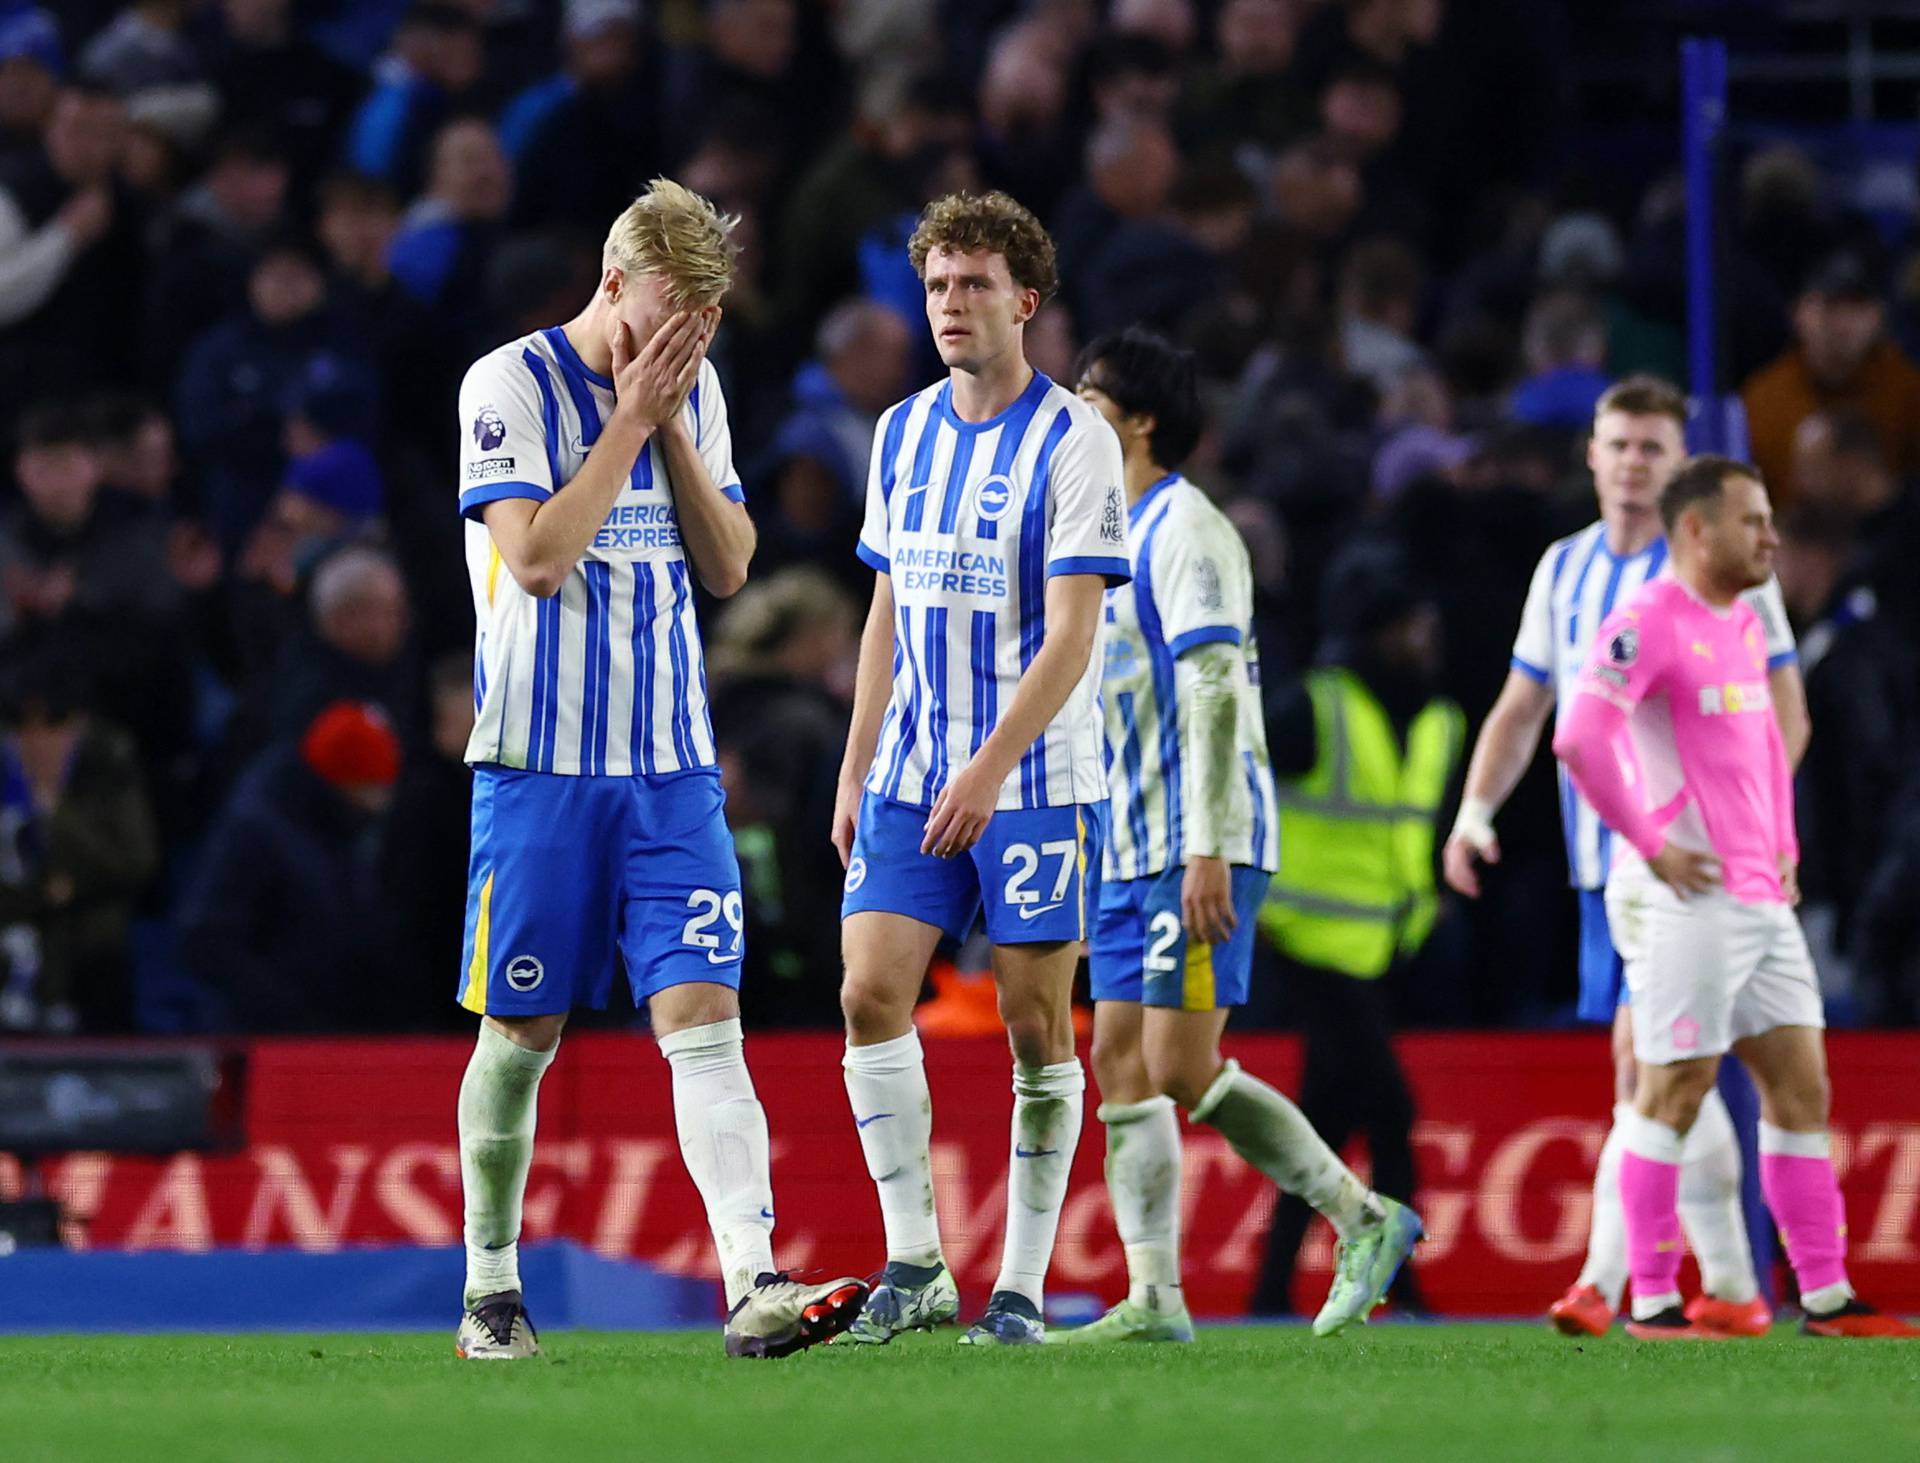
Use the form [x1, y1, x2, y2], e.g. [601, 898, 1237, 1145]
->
[1451, 797, 1496, 851]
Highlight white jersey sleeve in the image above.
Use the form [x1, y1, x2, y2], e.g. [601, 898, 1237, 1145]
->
[690, 358, 745, 503]
[855, 403, 897, 574]
[1742, 576, 1798, 666]
[1155, 503, 1251, 658]
[1043, 413, 1131, 584]
[457, 348, 556, 520]
[1509, 543, 1557, 684]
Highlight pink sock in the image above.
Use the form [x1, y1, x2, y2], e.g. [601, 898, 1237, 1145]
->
[1619, 1150, 1684, 1304]
[1759, 1142, 1849, 1296]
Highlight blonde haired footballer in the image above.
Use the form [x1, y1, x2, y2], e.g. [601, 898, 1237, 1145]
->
[451, 179, 865, 1359]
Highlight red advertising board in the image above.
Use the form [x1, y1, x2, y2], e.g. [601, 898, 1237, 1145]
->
[5, 1032, 1918, 1316]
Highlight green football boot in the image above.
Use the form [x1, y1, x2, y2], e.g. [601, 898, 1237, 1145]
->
[1044, 1296, 1195, 1344]
[1312, 1197, 1425, 1337]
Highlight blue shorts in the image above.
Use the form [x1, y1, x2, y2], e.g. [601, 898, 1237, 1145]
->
[1089, 865, 1271, 1009]
[1577, 888, 1628, 1022]
[456, 766, 743, 1016]
[841, 794, 1105, 944]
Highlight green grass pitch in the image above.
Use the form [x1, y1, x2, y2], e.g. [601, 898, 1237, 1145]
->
[4, 1325, 1916, 1462]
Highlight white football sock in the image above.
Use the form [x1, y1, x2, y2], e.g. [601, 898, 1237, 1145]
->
[1100, 1095, 1183, 1312]
[659, 1018, 775, 1308]
[1678, 1087, 1758, 1304]
[458, 1022, 557, 1308]
[843, 1030, 943, 1268]
[1577, 1104, 1631, 1310]
[994, 1058, 1085, 1309]
[1190, 1060, 1384, 1238]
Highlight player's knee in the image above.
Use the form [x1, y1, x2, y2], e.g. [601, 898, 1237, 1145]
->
[1768, 1070, 1831, 1131]
[839, 975, 912, 1043]
[1088, 1028, 1141, 1100]
[486, 1013, 565, 1052]
[1002, 1006, 1072, 1068]
[1144, 1047, 1213, 1112]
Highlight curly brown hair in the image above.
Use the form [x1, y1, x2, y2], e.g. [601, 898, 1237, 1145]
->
[907, 191, 1059, 302]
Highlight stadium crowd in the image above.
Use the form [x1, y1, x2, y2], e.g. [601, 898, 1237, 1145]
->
[2, 0, 1918, 1035]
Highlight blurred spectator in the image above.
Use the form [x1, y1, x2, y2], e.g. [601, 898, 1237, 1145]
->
[773, 71, 971, 343]
[0, 82, 142, 404]
[770, 298, 912, 505]
[208, 0, 360, 192]
[664, 0, 831, 183]
[1742, 249, 1920, 510]
[977, 19, 1079, 220]
[146, 127, 294, 382]
[1076, 159, 1257, 339]
[78, 0, 203, 94]
[708, 567, 857, 1026]
[0, 7, 63, 155]
[0, 646, 158, 1034]
[262, 542, 413, 745]
[1083, 32, 1179, 127]
[175, 234, 371, 550]
[176, 700, 400, 1031]
[377, 652, 474, 1029]
[343, 2, 488, 195]
[1337, 234, 1425, 396]
[1178, 0, 1307, 163]
[1109, 0, 1197, 58]
[501, 0, 663, 233]
[388, 117, 511, 311]
[1506, 289, 1609, 431]
[1056, 115, 1179, 300]
[1268, 134, 1363, 250]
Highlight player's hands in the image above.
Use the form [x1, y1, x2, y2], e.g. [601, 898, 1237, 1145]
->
[1648, 841, 1720, 898]
[56, 187, 112, 248]
[922, 758, 998, 858]
[1442, 830, 1499, 898]
[1443, 800, 1498, 898]
[1181, 854, 1236, 945]
[831, 776, 862, 869]
[609, 311, 707, 430]
[1779, 855, 1801, 906]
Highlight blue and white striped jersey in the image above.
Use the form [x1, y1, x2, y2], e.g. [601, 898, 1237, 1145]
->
[1100, 474, 1280, 882]
[856, 371, 1131, 811]
[456, 327, 744, 776]
[1511, 520, 1797, 888]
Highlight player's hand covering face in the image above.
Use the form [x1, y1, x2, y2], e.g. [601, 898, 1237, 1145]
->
[608, 309, 714, 430]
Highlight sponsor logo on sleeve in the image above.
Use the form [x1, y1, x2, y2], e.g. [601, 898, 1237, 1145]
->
[473, 405, 507, 452]
[467, 457, 518, 482]
[1194, 556, 1224, 611]
[1099, 485, 1125, 545]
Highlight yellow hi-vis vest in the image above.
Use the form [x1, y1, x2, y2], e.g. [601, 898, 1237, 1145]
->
[1258, 668, 1464, 979]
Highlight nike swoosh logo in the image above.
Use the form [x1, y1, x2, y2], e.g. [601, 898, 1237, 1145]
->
[1017, 903, 1063, 921]
[707, 949, 740, 965]
[1014, 1145, 1057, 1159]
[855, 1113, 894, 1129]
[760, 1207, 774, 1220]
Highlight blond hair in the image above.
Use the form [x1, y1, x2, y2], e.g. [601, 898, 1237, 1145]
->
[602, 178, 739, 308]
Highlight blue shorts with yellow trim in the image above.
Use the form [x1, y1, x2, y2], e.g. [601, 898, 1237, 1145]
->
[1089, 865, 1272, 1009]
[1577, 887, 1629, 1022]
[455, 765, 743, 1017]
[841, 794, 1105, 945]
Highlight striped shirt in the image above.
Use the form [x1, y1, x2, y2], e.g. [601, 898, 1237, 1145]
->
[856, 371, 1131, 810]
[1510, 519, 1797, 888]
[1100, 474, 1280, 881]
[456, 327, 744, 776]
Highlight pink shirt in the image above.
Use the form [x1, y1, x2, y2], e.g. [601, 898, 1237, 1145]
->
[1552, 576, 1796, 904]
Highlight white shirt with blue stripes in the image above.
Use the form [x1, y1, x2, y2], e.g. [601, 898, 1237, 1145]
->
[456, 327, 743, 777]
[856, 371, 1131, 811]
[1510, 519, 1797, 888]
[1100, 473, 1280, 882]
